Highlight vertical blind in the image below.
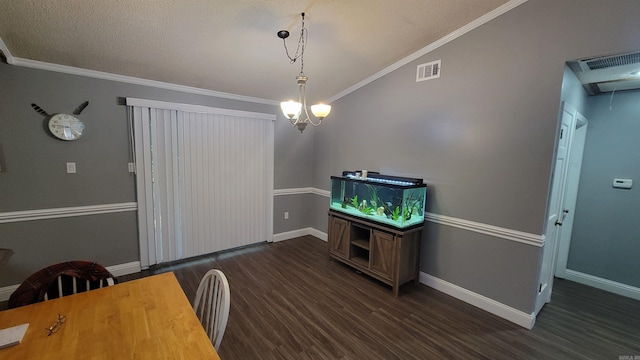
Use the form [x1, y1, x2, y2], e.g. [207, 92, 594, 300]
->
[127, 98, 275, 268]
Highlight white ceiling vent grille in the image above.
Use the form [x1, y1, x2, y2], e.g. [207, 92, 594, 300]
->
[578, 52, 640, 71]
[416, 60, 441, 82]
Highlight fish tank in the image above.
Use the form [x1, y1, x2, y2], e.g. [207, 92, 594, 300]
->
[330, 171, 427, 229]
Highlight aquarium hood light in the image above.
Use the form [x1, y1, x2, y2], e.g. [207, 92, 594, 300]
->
[277, 13, 331, 133]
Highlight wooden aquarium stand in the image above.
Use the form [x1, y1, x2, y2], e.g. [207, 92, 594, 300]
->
[327, 210, 423, 296]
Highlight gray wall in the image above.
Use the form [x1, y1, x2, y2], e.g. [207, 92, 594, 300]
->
[313, 0, 640, 313]
[3, 0, 640, 315]
[560, 65, 589, 116]
[568, 90, 640, 287]
[0, 60, 311, 286]
[273, 113, 317, 234]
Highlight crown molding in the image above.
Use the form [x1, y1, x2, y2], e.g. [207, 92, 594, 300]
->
[2, 1, 527, 107]
[327, 0, 529, 103]
[0, 39, 278, 106]
[0, 37, 15, 64]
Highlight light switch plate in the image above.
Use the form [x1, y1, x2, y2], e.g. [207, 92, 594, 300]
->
[66, 162, 76, 174]
[613, 178, 632, 189]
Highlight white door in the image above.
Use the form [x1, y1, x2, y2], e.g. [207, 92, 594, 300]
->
[555, 111, 588, 277]
[535, 102, 578, 314]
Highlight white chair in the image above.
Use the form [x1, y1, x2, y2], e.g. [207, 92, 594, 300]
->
[193, 269, 230, 351]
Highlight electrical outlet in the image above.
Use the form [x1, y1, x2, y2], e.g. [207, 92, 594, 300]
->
[284, 211, 289, 220]
[128, 162, 135, 173]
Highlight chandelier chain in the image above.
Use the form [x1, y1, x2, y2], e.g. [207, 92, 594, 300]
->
[281, 14, 307, 74]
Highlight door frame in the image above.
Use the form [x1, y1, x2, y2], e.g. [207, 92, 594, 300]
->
[535, 102, 582, 315]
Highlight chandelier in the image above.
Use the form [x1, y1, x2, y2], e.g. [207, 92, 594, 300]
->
[277, 13, 331, 133]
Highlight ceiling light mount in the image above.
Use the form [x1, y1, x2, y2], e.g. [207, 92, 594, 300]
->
[277, 12, 330, 133]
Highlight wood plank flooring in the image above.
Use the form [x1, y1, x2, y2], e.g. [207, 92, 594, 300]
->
[117, 236, 640, 360]
[2, 236, 639, 359]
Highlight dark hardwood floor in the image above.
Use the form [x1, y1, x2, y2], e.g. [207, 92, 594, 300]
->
[119, 236, 640, 360]
[2, 236, 639, 359]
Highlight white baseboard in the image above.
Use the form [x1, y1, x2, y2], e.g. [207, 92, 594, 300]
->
[0, 285, 20, 303]
[420, 272, 536, 329]
[275, 227, 535, 329]
[273, 228, 327, 242]
[308, 228, 328, 241]
[562, 269, 640, 301]
[106, 261, 142, 277]
[0, 261, 142, 302]
[2, 230, 539, 332]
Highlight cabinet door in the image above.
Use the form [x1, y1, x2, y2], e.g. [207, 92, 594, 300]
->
[370, 230, 395, 279]
[328, 216, 350, 259]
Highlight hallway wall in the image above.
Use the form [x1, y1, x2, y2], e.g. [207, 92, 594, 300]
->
[569, 90, 640, 288]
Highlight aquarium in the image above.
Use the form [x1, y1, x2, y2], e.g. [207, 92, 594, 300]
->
[329, 171, 427, 229]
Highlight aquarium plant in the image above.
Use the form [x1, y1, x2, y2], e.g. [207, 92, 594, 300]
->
[391, 206, 401, 221]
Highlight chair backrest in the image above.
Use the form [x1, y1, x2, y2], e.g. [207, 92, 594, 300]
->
[43, 274, 115, 301]
[8, 261, 116, 308]
[193, 269, 230, 351]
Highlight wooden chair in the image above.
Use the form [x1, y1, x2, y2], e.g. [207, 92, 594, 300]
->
[43, 273, 115, 301]
[8, 261, 116, 308]
[193, 269, 230, 351]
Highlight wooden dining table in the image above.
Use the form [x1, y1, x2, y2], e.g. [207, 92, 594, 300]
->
[0, 272, 220, 359]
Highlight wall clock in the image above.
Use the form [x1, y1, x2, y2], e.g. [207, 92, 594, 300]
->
[31, 101, 89, 141]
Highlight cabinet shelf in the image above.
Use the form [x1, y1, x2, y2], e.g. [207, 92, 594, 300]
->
[351, 239, 370, 250]
[350, 256, 369, 268]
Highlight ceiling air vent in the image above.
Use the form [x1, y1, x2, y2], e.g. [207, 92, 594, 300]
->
[416, 60, 441, 82]
[578, 51, 640, 71]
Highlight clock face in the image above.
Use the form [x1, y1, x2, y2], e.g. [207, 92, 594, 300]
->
[48, 113, 85, 141]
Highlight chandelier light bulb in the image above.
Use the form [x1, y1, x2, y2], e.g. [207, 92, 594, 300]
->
[281, 100, 302, 120]
[310, 104, 331, 119]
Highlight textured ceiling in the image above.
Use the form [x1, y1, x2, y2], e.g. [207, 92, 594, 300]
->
[0, 0, 510, 104]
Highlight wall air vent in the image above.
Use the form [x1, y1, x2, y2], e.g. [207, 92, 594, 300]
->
[416, 60, 441, 82]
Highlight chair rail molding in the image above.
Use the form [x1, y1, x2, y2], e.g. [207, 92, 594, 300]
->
[425, 213, 544, 247]
[274, 187, 543, 247]
[0, 202, 138, 223]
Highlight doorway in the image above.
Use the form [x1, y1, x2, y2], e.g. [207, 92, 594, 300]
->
[538, 56, 640, 314]
[552, 89, 640, 301]
[536, 101, 587, 315]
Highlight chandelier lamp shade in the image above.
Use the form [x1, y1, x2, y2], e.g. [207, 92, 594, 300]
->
[277, 12, 331, 133]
